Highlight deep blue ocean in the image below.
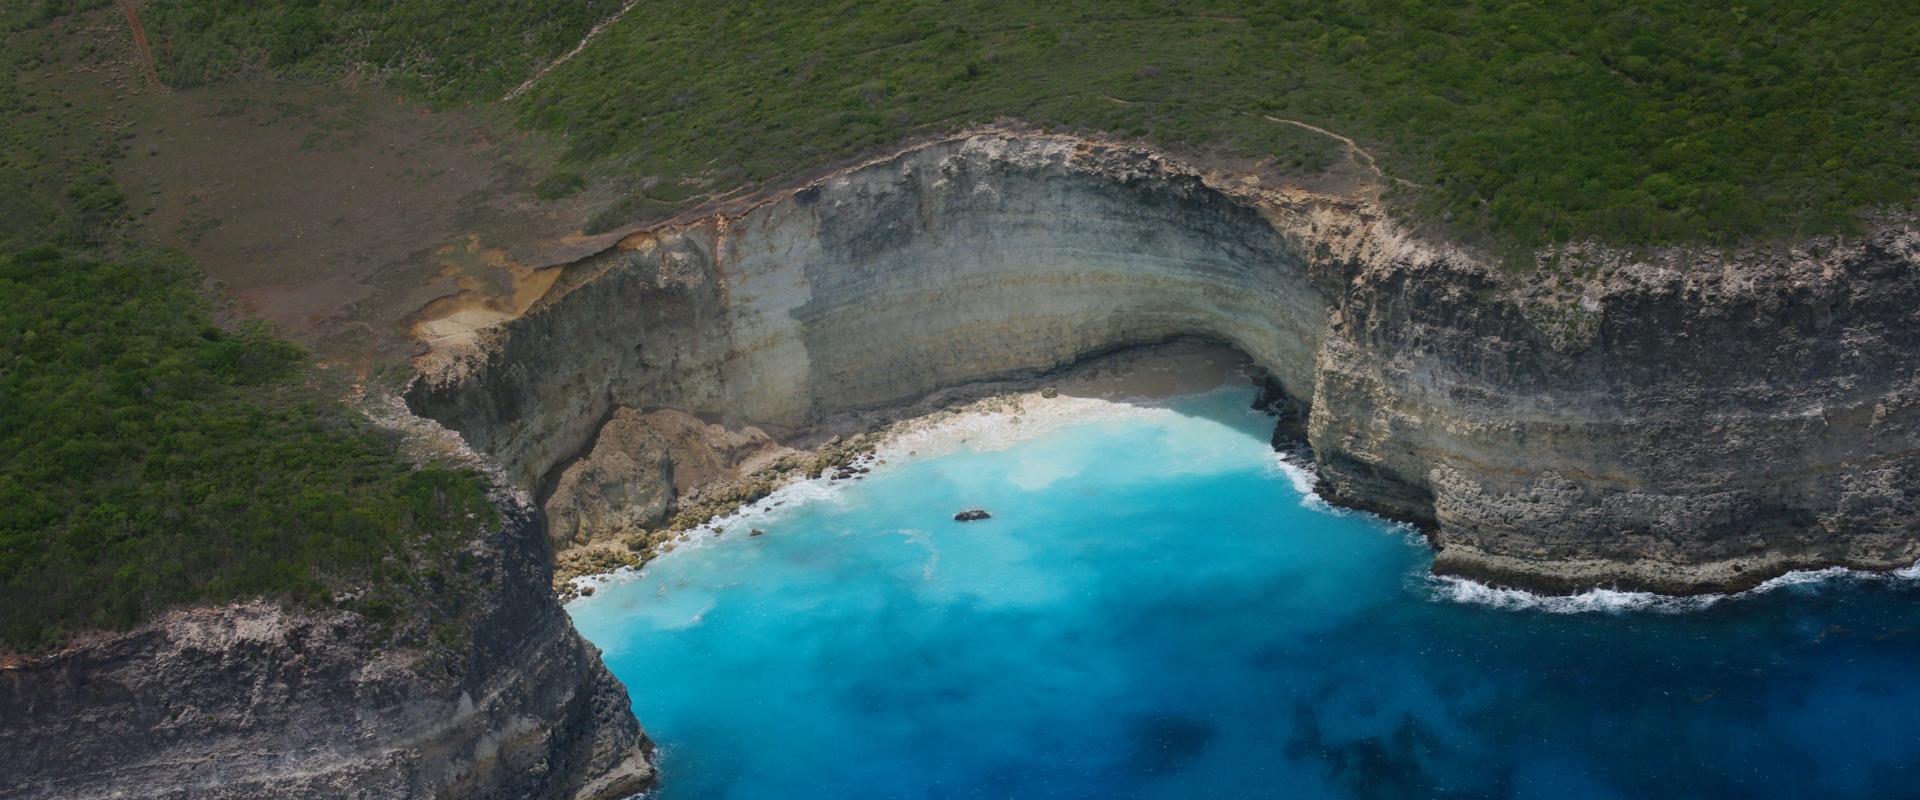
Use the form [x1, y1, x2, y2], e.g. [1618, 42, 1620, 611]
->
[567, 387, 1920, 800]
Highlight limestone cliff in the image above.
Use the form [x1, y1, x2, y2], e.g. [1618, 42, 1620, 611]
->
[409, 135, 1334, 494]
[1317, 227, 1920, 592]
[407, 131, 1920, 594]
[0, 464, 653, 799]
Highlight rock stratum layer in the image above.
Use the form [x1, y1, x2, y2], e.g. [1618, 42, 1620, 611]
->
[410, 132, 1920, 595]
[0, 481, 654, 800]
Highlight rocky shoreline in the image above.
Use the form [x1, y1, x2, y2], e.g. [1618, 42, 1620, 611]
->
[1430, 541, 1920, 597]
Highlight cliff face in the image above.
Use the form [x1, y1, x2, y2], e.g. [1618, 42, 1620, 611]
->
[0, 488, 654, 800]
[1317, 228, 1920, 592]
[408, 131, 1920, 594]
[409, 136, 1336, 493]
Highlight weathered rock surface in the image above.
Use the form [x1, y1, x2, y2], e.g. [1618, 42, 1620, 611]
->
[1316, 228, 1920, 593]
[545, 407, 675, 549]
[638, 409, 786, 498]
[407, 130, 1920, 594]
[544, 407, 787, 555]
[0, 488, 654, 800]
[410, 134, 1333, 492]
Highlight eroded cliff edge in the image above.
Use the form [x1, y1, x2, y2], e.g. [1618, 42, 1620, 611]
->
[0, 427, 654, 800]
[408, 132, 1920, 595]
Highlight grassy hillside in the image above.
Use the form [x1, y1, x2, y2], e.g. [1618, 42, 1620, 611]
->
[133, 0, 1920, 250]
[0, 16, 499, 653]
[0, 248, 498, 652]
[141, 0, 628, 103]
[0, 9, 124, 252]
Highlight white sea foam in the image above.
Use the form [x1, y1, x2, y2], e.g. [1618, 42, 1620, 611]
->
[889, 528, 941, 581]
[645, 477, 860, 563]
[1430, 558, 1920, 615]
[1746, 565, 1856, 592]
[1264, 452, 1346, 515]
[563, 474, 864, 604]
[712, 475, 854, 533]
[1427, 575, 1724, 614]
[1268, 456, 1319, 496]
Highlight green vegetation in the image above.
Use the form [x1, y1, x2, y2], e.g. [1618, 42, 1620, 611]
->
[516, 0, 1919, 247]
[0, 248, 497, 651]
[0, 1, 507, 655]
[3, 0, 110, 33]
[534, 169, 589, 200]
[0, 36, 125, 251]
[139, 0, 1920, 250]
[140, 0, 627, 103]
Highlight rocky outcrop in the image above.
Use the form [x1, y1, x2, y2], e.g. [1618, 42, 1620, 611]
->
[633, 409, 787, 499]
[544, 407, 788, 558]
[545, 408, 676, 549]
[0, 486, 654, 800]
[407, 130, 1920, 594]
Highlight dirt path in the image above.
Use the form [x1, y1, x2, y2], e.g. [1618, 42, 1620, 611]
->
[1254, 113, 1423, 188]
[502, 0, 639, 101]
[118, 0, 161, 88]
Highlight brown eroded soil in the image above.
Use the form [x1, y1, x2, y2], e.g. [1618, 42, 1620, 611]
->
[6, 3, 613, 379]
[109, 81, 612, 374]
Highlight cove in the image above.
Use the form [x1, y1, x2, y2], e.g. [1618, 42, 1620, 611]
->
[567, 385, 1920, 799]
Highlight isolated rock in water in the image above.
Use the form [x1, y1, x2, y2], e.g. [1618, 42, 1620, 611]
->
[954, 509, 992, 522]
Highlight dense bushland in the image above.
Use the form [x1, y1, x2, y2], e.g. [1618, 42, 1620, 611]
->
[140, 0, 628, 103]
[133, 0, 1919, 251]
[518, 0, 1919, 247]
[0, 34, 124, 251]
[0, 248, 496, 651]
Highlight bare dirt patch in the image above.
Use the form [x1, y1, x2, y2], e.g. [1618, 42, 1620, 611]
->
[17, 6, 612, 375]
[107, 81, 616, 373]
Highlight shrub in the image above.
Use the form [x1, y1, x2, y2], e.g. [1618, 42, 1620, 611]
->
[0, 248, 496, 651]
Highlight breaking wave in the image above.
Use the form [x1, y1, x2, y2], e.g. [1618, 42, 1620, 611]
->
[1430, 561, 1920, 615]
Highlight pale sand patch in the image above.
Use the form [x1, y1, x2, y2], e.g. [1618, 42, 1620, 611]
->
[863, 340, 1258, 460]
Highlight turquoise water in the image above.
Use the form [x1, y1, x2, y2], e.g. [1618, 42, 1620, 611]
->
[568, 388, 1920, 799]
